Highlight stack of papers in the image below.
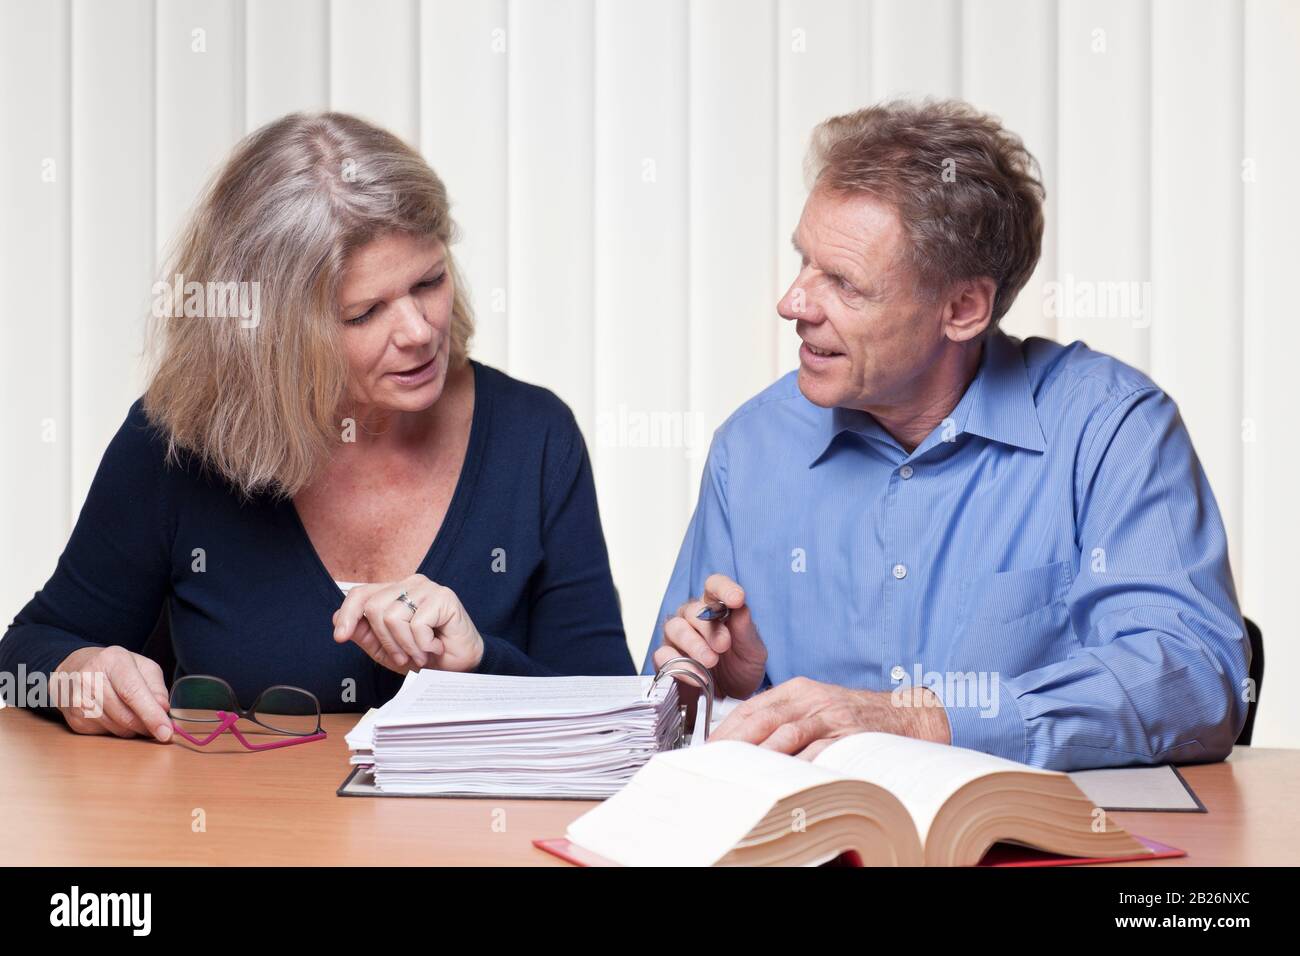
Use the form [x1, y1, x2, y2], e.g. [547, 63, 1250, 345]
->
[345, 670, 682, 798]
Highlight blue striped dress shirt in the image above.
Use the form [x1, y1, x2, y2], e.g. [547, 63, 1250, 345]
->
[642, 330, 1250, 771]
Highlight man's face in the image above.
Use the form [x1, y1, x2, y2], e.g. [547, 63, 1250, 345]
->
[778, 186, 946, 410]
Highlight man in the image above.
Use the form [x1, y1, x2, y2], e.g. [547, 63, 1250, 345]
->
[644, 99, 1249, 771]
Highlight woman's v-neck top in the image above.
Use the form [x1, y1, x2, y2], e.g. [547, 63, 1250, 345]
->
[0, 360, 635, 713]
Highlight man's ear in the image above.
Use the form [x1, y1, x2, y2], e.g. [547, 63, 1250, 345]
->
[943, 276, 997, 343]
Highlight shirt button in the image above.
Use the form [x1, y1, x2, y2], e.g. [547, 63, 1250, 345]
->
[899, 464, 914, 479]
[890, 665, 907, 682]
[892, 563, 907, 579]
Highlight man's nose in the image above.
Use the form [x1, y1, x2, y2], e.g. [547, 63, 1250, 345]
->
[777, 272, 823, 323]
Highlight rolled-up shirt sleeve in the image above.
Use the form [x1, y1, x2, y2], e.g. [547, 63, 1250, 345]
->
[948, 386, 1250, 770]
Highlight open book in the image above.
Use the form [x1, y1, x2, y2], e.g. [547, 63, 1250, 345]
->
[554, 732, 1162, 866]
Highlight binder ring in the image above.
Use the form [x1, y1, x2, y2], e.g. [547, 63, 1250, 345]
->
[649, 656, 714, 743]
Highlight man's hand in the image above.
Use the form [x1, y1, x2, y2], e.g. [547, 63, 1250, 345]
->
[710, 676, 952, 759]
[652, 573, 767, 700]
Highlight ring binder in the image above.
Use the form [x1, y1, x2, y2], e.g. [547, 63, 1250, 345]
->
[649, 656, 714, 747]
[342, 671, 690, 799]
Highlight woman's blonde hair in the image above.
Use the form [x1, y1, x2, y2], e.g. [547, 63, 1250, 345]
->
[142, 111, 474, 500]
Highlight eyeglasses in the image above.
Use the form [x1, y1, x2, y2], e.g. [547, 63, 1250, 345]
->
[168, 675, 327, 751]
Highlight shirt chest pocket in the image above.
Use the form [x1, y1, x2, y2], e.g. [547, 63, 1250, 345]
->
[952, 559, 1077, 675]
[959, 559, 1073, 623]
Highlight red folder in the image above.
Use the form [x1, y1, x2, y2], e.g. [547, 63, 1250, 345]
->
[974, 834, 1185, 867]
[533, 833, 1185, 867]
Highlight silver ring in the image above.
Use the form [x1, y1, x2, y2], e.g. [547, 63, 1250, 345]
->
[395, 590, 419, 620]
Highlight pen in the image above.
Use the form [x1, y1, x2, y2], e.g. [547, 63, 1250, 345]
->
[696, 600, 730, 623]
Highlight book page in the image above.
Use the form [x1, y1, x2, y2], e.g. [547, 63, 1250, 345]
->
[813, 733, 1058, 844]
[688, 695, 745, 746]
[567, 740, 842, 866]
[371, 670, 667, 728]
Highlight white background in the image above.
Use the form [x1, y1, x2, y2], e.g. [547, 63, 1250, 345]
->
[1, 0, 1296, 746]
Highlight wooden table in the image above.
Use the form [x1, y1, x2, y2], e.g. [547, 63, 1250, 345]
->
[1, 708, 1296, 866]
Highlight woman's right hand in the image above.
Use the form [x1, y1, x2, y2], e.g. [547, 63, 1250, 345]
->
[51, 645, 173, 742]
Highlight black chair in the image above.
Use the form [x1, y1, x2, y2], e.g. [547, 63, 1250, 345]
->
[1236, 616, 1264, 746]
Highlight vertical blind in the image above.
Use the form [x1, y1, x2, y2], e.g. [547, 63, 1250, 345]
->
[1, 0, 1295, 745]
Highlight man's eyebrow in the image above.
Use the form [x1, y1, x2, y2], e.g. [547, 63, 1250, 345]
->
[827, 260, 877, 296]
[788, 232, 876, 294]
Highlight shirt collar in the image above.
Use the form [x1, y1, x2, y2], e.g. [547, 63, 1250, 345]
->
[806, 329, 1047, 466]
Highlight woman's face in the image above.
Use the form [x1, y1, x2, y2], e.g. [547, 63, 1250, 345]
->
[336, 231, 455, 416]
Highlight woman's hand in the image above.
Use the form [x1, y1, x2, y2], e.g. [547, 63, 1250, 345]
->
[331, 574, 485, 675]
[51, 645, 173, 741]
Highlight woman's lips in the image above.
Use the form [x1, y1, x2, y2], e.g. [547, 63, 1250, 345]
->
[396, 357, 434, 374]
[388, 353, 438, 384]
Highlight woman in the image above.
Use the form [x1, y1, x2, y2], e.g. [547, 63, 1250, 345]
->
[0, 112, 634, 742]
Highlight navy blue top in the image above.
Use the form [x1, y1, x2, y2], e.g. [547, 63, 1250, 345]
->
[0, 361, 634, 714]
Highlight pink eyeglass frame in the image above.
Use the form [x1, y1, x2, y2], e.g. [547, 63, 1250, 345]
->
[170, 710, 327, 751]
